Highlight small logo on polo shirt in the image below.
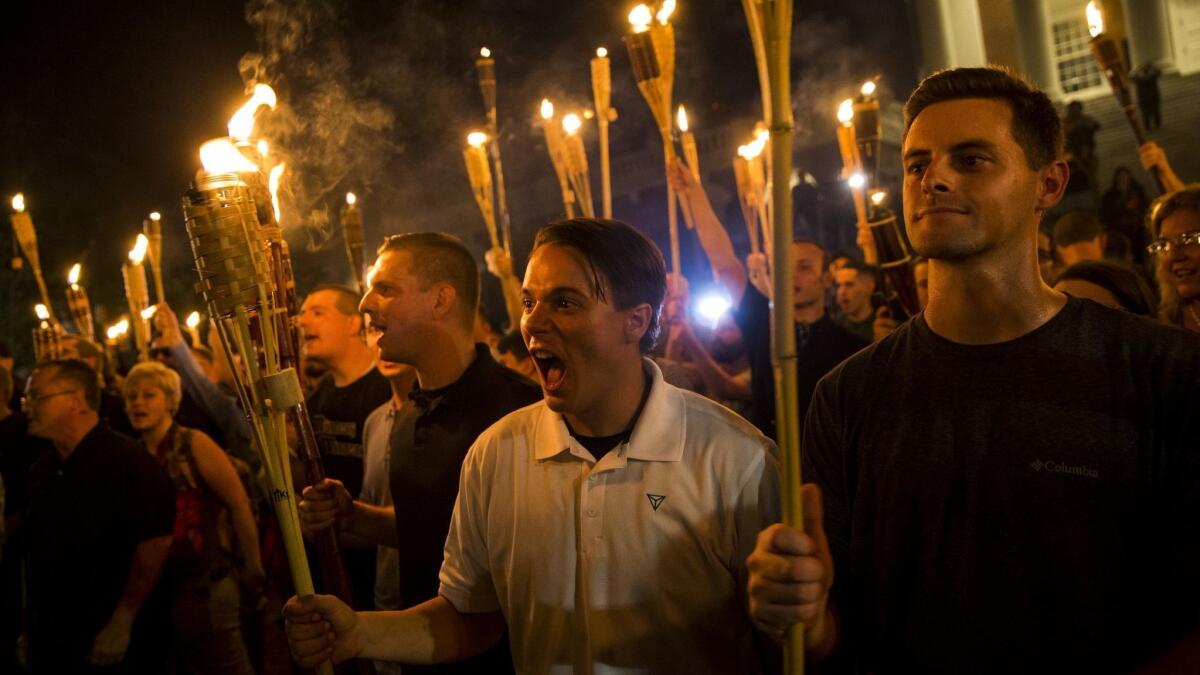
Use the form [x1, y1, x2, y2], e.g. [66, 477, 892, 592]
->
[1030, 459, 1099, 479]
[646, 493, 666, 511]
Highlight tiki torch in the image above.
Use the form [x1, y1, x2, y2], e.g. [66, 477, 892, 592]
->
[341, 192, 367, 297]
[624, 1, 681, 273]
[591, 46, 617, 218]
[104, 318, 129, 377]
[32, 304, 63, 362]
[560, 114, 596, 218]
[836, 98, 872, 263]
[185, 311, 203, 347]
[676, 105, 701, 231]
[123, 234, 151, 362]
[181, 168, 334, 675]
[463, 131, 501, 249]
[539, 99, 576, 218]
[475, 47, 513, 258]
[65, 263, 96, 342]
[1086, 1, 1164, 193]
[10, 194, 56, 322]
[737, 135, 771, 261]
[144, 212, 166, 305]
[852, 80, 882, 191]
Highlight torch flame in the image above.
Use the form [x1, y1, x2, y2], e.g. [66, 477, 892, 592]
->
[129, 234, 149, 264]
[35, 304, 49, 320]
[837, 98, 854, 124]
[848, 172, 866, 189]
[11, 193, 25, 213]
[738, 137, 766, 160]
[596, 47, 608, 58]
[149, 211, 161, 222]
[68, 263, 81, 285]
[346, 192, 357, 206]
[860, 80, 877, 97]
[562, 114, 582, 135]
[677, 105, 689, 133]
[1086, 2, 1103, 37]
[628, 4, 653, 33]
[141, 305, 158, 320]
[268, 163, 285, 225]
[480, 46, 491, 58]
[467, 131, 488, 147]
[199, 138, 260, 175]
[228, 83, 277, 142]
[870, 190, 887, 206]
[186, 311, 201, 329]
[257, 139, 269, 158]
[656, 0, 676, 25]
[106, 321, 127, 341]
[540, 98, 555, 120]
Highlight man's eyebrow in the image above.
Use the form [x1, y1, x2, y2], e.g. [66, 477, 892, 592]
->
[521, 285, 591, 298]
[904, 139, 999, 161]
[902, 148, 931, 162]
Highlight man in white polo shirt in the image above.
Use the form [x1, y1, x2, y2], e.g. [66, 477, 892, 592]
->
[284, 218, 780, 674]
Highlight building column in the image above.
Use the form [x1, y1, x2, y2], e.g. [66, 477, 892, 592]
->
[912, 0, 987, 76]
[1126, 0, 1174, 71]
[1010, 0, 1063, 100]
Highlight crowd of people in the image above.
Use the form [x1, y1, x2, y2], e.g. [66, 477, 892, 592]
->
[0, 64, 1197, 674]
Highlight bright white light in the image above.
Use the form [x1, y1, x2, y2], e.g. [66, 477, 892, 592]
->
[35, 304, 49, 320]
[11, 193, 25, 213]
[696, 294, 731, 327]
[837, 98, 854, 124]
[540, 98, 554, 120]
[68, 263, 81, 285]
[1086, 2, 1103, 37]
[860, 80, 877, 97]
[870, 190, 887, 206]
[467, 131, 488, 147]
[848, 173, 866, 189]
[628, 4, 653, 33]
[140, 305, 158, 320]
[677, 105, 689, 132]
[480, 46, 491, 58]
[346, 192, 357, 206]
[596, 47, 608, 58]
[129, 234, 149, 264]
[149, 211, 161, 222]
[656, 0, 676, 25]
[562, 114, 582, 135]
[186, 311, 201, 329]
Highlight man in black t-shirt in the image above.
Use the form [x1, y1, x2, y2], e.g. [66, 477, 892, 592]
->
[747, 68, 1200, 673]
[16, 360, 175, 673]
[299, 284, 393, 610]
[298, 233, 539, 674]
[670, 161, 868, 440]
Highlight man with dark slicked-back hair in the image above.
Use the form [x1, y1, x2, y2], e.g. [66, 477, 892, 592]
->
[286, 219, 780, 674]
[748, 67, 1200, 673]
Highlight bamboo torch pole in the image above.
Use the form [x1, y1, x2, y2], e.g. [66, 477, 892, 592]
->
[144, 212, 166, 304]
[561, 114, 595, 218]
[475, 47, 514, 258]
[539, 99, 576, 218]
[9, 194, 57, 325]
[747, 0, 803, 671]
[464, 131, 501, 249]
[591, 47, 616, 219]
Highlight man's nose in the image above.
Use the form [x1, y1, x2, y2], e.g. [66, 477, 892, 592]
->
[921, 160, 953, 194]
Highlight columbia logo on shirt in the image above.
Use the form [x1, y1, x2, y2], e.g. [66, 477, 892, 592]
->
[1030, 459, 1099, 479]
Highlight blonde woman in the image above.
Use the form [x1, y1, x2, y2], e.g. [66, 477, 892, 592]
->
[122, 361, 261, 674]
[1146, 185, 1200, 333]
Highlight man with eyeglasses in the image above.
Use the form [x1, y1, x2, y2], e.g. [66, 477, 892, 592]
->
[14, 359, 175, 673]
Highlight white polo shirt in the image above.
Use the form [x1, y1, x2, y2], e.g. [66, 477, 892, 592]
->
[439, 359, 781, 674]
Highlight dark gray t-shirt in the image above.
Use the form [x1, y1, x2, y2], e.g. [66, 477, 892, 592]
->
[804, 296, 1200, 674]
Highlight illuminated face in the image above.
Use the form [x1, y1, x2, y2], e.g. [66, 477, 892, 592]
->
[834, 268, 875, 318]
[25, 368, 83, 439]
[902, 98, 1044, 261]
[1158, 208, 1200, 303]
[521, 245, 643, 418]
[123, 379, 173, 433]
[791, 242, 829, 314]
[359, 250, 439, 365]
[299, 289, 363, 364]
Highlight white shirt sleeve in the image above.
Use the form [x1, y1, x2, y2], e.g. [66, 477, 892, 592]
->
[732, 440, 782, 595]
[437, 437, 502, 614]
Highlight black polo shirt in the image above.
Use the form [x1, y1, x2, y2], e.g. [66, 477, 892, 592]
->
[734, 284, 868, 439]
[390, 344, 541, 674]
[20, 422, 175, 669]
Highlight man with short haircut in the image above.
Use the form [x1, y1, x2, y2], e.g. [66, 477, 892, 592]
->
[833, 262, 877, 342]
[670, 161, 869, 438]
[286, 220, 780, 673]
[298, 232, 540, 674]
[1053, 211, 1106, 266]
[748, 67, 1200, 672]
[17, 360, 175, 673]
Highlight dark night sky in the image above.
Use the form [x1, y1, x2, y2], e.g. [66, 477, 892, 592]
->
[1, 0, 917, 354]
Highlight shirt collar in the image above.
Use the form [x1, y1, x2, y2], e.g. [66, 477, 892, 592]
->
[413, 343, 496, 411]
[532, 358, 685, 463]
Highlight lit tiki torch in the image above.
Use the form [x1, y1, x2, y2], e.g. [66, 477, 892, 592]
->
[591, 46, 617, 218]
[144, 211, 166, 304]
[341, 192, 367, 297]
[852, 80, 882, 190]
[736, 134, 770, 260]
[676, 104, 700, 231]
[624, 1, 681, 273]
[32, 304, 63, 362]
[539, 99, 576, 218]
[104, 318, 129, 375]
[1086, 1, 1164, 193]
[560, 114, 595, 218]
[475, 47, 513, 258]
[463, 131, 502, 249]
[123, 234, 152, 362]
[10, 193, 57, 323]
[65, 263, 96, 342]
[836, 98, 872, 263]
[185, 311, 203, 347]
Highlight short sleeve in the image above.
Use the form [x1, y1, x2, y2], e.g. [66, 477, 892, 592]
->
[126, 447, 176, 541]
[438, 437, 502, 614]
[731, 441, 782, 593]
[801, 377, 850, 580]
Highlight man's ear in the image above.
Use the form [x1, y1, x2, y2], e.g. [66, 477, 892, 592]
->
[431, 283, 459, 322]
[624, 303, 653, 346]
[1035, 159, 1070, 213]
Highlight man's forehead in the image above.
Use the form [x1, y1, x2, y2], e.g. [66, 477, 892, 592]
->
[904, 98, 1014, 151]
[523, 245, 597, 295]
